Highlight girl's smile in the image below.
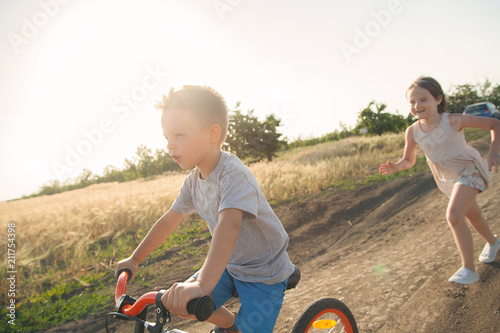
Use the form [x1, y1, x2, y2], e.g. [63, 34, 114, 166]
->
[407, 86, 443, 122]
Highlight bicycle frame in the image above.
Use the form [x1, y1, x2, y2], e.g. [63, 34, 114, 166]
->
[108, 265, 357, 333]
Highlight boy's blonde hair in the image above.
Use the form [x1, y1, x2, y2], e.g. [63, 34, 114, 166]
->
[156, 85, 229, 144]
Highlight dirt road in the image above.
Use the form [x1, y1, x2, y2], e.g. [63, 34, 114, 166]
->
[51, 135, 500, 332]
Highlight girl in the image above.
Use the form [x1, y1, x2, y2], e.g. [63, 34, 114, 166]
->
[379, 76, 500, 284]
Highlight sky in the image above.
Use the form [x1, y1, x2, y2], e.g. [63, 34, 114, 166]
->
[1, 0, 500, 201]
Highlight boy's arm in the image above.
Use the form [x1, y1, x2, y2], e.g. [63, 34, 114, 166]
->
[161, 208, 242, 318]
[114, 208, 185, 279]
[380, 126, 417, 175]
[197, 208, 242, 292]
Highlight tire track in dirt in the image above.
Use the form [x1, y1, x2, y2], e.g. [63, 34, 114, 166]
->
[275, 156, 499, 331]
[53, 136, 499, 332]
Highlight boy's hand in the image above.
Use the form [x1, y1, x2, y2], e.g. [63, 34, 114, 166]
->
[379, 161, 397, 175]
[161, 281, 206, 319]
[114, 256, 139, 280]
[487, 151, 500, 173]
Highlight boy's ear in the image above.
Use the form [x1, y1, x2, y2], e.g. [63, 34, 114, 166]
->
[208, 124, 222, 144]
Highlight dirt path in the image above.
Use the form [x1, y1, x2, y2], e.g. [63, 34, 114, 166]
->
[50, 136, 500, 332]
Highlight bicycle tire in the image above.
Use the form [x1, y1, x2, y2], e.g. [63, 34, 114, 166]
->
[290, 297, 358, 333]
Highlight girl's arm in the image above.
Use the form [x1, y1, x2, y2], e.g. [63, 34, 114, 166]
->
[451, 113, 500, 173]
[379, 126, 417, 175]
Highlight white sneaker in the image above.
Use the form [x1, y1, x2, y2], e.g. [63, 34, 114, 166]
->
[448, 266, 479, 285]
[479, 235, 500, 263]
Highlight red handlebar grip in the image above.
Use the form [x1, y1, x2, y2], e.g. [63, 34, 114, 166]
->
[115, 270, 129, 304]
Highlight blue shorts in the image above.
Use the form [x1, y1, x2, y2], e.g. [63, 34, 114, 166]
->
[192, 269, 288, 333]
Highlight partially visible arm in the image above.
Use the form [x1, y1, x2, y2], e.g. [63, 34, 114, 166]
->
[452, 114, 500, 172]
[131, 207, 186, 261]
[114, 208, 185, 279]
[379, 126, 417, 175]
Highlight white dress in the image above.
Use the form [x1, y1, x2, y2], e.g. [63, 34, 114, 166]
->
[412, 113, 491, 197]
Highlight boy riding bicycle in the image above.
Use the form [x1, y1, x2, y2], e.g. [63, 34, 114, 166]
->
[114, 85, 295, 333]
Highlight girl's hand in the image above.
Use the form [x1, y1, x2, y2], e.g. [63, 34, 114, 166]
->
[161, 281, 206, 319]
[487, 151, 500, 173]
[379, 161, 397, 175]
[114, 256, 139, 280]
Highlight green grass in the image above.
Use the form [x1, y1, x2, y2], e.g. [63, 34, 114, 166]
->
[0, 271, 114, 332]
[464, 127, 490, 142]
[0, 217, 211, 332]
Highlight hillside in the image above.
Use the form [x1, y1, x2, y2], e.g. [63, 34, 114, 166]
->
[44, 134, 499, 332]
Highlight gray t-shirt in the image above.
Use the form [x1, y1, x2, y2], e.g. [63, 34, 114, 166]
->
[172, 151, 294, 285]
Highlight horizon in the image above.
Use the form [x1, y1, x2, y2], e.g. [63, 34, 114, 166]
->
[1, 0, 500, 201]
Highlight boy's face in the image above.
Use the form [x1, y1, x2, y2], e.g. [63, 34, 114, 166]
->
[161, 108, 212, 170]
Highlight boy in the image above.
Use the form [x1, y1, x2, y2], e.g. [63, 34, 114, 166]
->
[115, 85, 295, 333]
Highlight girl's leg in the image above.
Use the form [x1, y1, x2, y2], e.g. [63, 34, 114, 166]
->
[465, 199, 497, 245]
[446, 185, 478, 271]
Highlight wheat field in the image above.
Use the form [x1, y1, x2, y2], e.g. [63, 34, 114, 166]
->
[0, 133, 407, 304]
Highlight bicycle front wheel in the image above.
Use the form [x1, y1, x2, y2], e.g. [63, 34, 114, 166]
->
[290, 297, 358, 333]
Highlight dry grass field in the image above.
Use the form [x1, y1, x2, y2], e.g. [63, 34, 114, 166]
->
[1, 132, 426, 331]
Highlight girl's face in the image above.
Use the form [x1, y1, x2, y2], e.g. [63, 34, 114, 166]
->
[407, 86, 443, 120]
[161, 108, 211, 170]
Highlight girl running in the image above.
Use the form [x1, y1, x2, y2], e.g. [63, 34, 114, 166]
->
[379, 76, 500, 284]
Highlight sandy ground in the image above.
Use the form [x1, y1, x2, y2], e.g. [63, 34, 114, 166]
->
[49, 135, 500, 332]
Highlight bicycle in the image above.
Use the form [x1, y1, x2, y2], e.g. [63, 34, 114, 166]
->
[106, 266, 358, 333]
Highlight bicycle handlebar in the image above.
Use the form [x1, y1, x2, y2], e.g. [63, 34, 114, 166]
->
[115, 268, 215, 322]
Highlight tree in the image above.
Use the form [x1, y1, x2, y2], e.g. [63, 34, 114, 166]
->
[447, 84, 480, 113]
[101, 165, 125, 183]
[446, 80, 500, 113]
[135, 145, 155, 178]
[354, 101, 407, 135]
[225, 103, 286, 162]
[75, 169, 96, 187]
[486, 84, 500, 108]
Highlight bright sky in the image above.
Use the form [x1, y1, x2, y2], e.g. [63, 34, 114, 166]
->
[1, 0, 500, 201]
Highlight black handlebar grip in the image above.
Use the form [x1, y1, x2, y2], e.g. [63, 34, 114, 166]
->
[117, 268, 133, 282]
[186, 295, 215, 321]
